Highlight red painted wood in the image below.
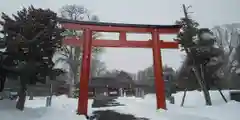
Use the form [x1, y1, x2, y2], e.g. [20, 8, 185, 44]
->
[152, 29, 166, 109]
[77, 29, 92, 115]
[61, 22, 180, 116]
[158, 28, 180, 34]
[63, 38, 179, 48]
[119, 32, 127, 42]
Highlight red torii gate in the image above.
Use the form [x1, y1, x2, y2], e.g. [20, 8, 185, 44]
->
[59, 18, 181, 115]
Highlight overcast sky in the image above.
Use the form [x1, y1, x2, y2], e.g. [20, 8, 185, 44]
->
[1, 0, 240, 73]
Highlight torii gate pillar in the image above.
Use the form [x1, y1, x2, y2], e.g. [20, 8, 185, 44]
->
[152, 29, 166, 109]
[78, 29, 92, 115]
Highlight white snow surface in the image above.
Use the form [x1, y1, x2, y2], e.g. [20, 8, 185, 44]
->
[0, 90, 239, 120]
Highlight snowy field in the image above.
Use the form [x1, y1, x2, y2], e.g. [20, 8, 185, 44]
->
[0, 90, 239, 120]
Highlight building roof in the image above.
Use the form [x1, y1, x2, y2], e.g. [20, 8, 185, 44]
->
[76, 71, 135, 88]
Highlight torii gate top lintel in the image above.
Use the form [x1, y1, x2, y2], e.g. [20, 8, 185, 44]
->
[58, 18, 181, 30]
[60, 18, 181, 48]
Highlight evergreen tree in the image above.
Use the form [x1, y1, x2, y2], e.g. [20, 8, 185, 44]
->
[175, 4, 212, 105]
[0, 6, 64, 110]
[176, 5, 227, 106]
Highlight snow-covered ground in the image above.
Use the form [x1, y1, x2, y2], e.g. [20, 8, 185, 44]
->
[0, 90, 239, 120]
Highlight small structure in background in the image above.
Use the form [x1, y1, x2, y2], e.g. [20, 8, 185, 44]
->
[75, 71, 135, 98]
[1, 75, 62, 108]
[75, 70, 158, 98]
[133, 83, 146, 98]
[230, 90, 240, 102]
[74, 69, 176, 99]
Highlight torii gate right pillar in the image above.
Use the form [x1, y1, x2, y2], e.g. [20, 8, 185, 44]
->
[152, 29, 166, 109]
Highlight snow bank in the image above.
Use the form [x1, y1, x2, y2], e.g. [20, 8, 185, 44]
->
[114, 90, 239, 120]
[172, 90, 231, 107]
[0, 95, 88, 120]
[0, 90, 239, 120]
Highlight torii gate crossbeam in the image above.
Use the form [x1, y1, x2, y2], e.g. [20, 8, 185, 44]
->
[58, 18, 181, 115]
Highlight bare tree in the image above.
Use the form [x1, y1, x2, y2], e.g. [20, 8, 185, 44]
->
[58, 4, 104, 97]
[91, 59, 107, 77]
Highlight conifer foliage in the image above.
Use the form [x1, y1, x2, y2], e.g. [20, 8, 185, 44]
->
[0, 6, 64, 82]
[1, 6, 63, 62]
[176, 5, 226, 106]
[0, 6, 64, 110]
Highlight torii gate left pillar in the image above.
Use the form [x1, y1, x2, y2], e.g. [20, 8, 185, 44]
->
[59, 18, 181, 115]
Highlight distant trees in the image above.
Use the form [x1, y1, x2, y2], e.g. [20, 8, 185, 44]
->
[137, 65, 176, 81]
[0, 6, 64, 110]
[211, 23, 240, 89]
[91, 59, 107, 77]
[102, 70, 134, 82]
[136, 64, 176, 95]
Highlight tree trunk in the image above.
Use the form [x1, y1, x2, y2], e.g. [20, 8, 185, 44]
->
[0, 76, 6, 92]
[199, 64, 212, 105]
[192, 66, 212, 105]
[67, 46, 80, 98]
[68, 71, 76, 98]
[16, 76, 27, 110]
[184, 47, 212, 106]
[180, 88, 187, 106]
[68, 84, 74, 98]
[29, 91, 33, 100]
[16, 88, 26, 110]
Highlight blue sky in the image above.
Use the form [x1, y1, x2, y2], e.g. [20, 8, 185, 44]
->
[1, 0, 240, 73]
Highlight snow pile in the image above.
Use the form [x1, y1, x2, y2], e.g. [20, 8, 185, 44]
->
[0, 96, 88, 120]
[168, 90, 239, 120]
[172, 90, 231, 106]
[114, 90, 239, 120]
[0, 90, 239, 120]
